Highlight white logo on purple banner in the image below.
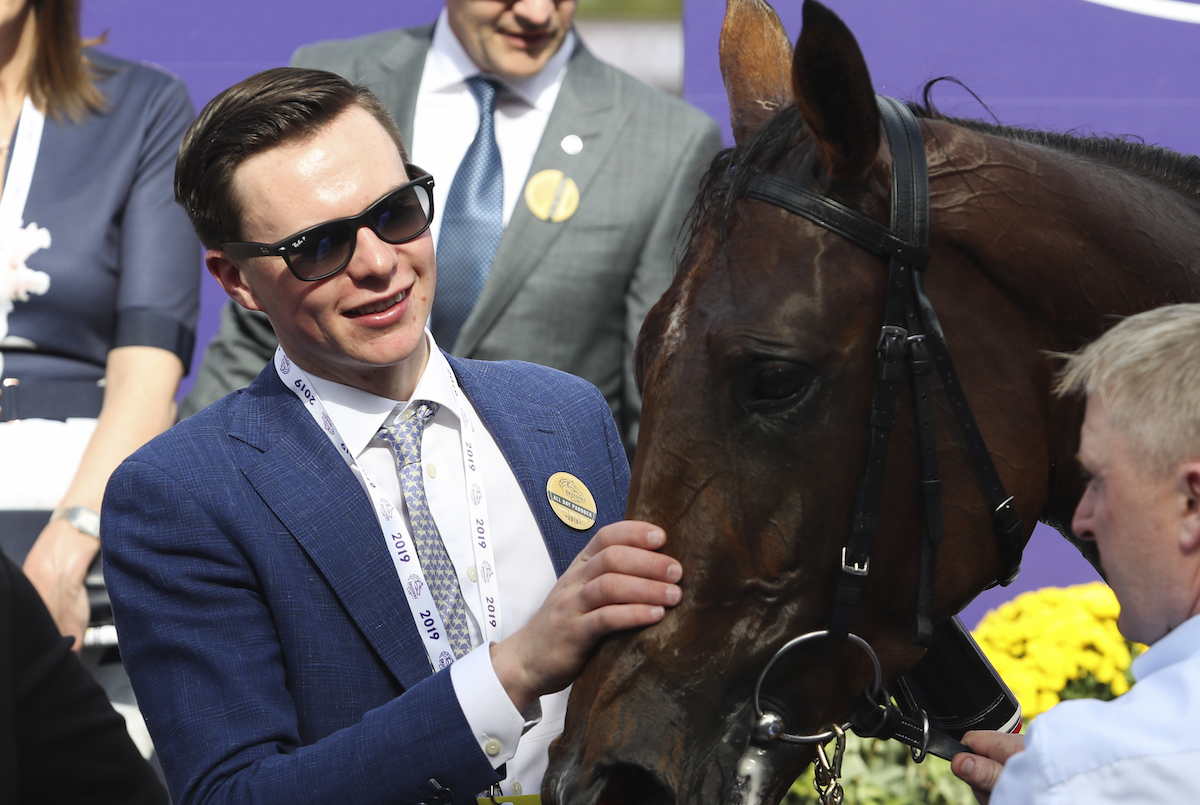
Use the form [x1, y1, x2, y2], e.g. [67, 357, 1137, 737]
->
[406, 575, 424, 599]
[1080, 0, 1200, 22]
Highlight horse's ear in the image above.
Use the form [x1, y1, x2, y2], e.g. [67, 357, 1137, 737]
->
[792, 0, 880, 182]
[720, 0, 795, 145]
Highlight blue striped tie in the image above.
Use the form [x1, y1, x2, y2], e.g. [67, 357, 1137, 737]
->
[432, 76, 504, 349]
[379, 401, 472, 659]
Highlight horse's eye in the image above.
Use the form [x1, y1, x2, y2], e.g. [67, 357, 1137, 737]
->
[750, 362, 811, 404]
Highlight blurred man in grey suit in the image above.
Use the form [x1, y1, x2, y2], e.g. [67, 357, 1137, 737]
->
[181, 0, 722, 453]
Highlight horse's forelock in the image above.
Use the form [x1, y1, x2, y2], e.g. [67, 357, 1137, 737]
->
[687, 104, 810, 249]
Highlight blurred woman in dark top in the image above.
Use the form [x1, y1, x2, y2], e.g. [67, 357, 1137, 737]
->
[0, 0, 198, 647]
[0, 0, 200, 771]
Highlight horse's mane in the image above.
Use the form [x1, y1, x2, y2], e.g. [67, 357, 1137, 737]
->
[689, 96, 1200, 243]
[936, 111, 1200, 197]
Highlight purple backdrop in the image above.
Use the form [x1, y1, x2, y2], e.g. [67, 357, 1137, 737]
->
[82, 0, 1200, 623]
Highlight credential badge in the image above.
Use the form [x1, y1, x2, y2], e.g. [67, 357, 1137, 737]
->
[525, 169, 580, 223]
[546, 472, 598, 531]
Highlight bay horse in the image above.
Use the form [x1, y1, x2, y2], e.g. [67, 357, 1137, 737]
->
[543, 1, 1200, 804]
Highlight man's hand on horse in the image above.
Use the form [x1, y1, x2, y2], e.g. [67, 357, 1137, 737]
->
[952, 730, 1026, 804]
[490, 520, 682, 714]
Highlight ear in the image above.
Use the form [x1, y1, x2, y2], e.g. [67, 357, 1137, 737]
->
[792, 0, 881, 182]
[720, 0, 795, 145]
[1178, 462, 1200, 553]
[206, 250, 265, 313]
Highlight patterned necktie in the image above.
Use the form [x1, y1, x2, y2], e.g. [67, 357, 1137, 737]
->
[379, 401, 472, 658]
[432, 75, 504, 350]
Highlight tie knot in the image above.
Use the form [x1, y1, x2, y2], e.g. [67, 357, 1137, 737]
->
[466, 75, 501, 116]
[379, 401, 441, 467]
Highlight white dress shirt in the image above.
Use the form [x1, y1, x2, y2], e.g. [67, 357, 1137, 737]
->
[411, 9, 574, 248]
[991, 612, 1200, 804]
[306, 332, 566, 797]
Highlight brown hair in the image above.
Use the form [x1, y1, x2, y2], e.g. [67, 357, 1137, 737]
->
[32, 0, 107, 121]
[175, 67, 408, 248]
[1056, 303, 1200, 476]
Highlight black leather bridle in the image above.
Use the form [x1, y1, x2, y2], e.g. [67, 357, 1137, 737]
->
[740, 96, 1025, 762]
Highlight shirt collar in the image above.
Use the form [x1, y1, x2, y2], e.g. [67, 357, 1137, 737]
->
[304, 330, 460, 458]
[1132, 610, 1200, 681]
[426, 8, 575, 111]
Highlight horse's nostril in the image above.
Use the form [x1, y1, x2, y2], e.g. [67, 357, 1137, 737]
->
[596, 764, 673, 805]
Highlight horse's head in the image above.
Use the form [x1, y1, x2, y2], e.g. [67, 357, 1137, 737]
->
[545, 1, 1062, 803]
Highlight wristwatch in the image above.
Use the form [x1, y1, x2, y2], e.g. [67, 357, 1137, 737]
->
[50, 506, 101, 540]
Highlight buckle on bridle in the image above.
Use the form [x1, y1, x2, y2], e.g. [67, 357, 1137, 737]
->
[841, 547, 870, 577]
[876, 325, 908, 352]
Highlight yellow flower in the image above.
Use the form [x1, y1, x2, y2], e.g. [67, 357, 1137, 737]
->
[972, 583, 1146, 720]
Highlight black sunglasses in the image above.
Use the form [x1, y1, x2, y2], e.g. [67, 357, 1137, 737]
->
[222, 165, 436, 282]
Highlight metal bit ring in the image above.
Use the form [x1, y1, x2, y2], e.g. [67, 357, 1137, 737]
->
[752, 629, 883, 744]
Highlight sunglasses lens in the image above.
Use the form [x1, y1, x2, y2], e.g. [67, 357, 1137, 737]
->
[287, 221, 354, 279]
[375, 185, 432, 244]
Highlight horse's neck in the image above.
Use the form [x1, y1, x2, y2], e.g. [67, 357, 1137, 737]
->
[930, 123, 1200, 338]
[927, 122, 1200, 536]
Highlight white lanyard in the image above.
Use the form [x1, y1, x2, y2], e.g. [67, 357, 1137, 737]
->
[275, 348, 503, 670]
[0, 97, 46, 379]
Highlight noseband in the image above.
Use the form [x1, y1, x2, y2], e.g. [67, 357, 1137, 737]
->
[738, 97, 1025, 764]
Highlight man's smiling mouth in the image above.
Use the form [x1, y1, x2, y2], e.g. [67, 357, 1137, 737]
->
[346, 289, 407, 317]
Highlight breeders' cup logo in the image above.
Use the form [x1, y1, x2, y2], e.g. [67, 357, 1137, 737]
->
[322, 412, 335, 433]
[406, 575, 424, 600]
[480, 561, 494, 584]
[438, 651, 454, 670]
[279, 355, 291, 374]
[379, 499, 396, 520]
[546, 472, 598, 530]
[471, 483, 483, 506]
[1079, 0, 1200, 22]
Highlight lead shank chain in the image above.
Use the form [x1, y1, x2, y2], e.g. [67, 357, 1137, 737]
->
[813, 724, 846, 805]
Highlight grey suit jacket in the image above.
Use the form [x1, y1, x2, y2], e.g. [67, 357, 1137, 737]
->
[180, 24, 722, 453]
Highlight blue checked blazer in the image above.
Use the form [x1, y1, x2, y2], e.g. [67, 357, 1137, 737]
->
[103, 354, 630, 805]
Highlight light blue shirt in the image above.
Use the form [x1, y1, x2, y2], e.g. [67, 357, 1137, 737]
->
[992, 612, 1200, 804]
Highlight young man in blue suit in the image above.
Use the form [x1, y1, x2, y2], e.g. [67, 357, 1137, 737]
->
[102, 68, 683, 805]
[180, 0, 723, 456]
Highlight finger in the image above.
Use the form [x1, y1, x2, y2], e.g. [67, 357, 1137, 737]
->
[575, 601, 670, 642]
[951, 752, 1003, 801]
[962, 730, 1025, 764]
[578, 571, 682, 613]
[69, 595, 89, 652]
[576, 520, 667, 562]
[571, 543, 682, 587]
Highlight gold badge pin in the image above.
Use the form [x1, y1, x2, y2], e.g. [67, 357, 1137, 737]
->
[525, 169, 580, 223]
[546, 472, 597, 531]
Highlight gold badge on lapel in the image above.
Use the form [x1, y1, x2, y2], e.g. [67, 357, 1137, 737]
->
[525, 169, 580, 223]
[546, 472, 597, 530]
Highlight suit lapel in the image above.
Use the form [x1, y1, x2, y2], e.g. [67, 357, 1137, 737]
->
[454, 42, 631, 357]
[446, 357, 594, 576]
[374, 24, 433, 143]
[230, 371, 435, 690]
